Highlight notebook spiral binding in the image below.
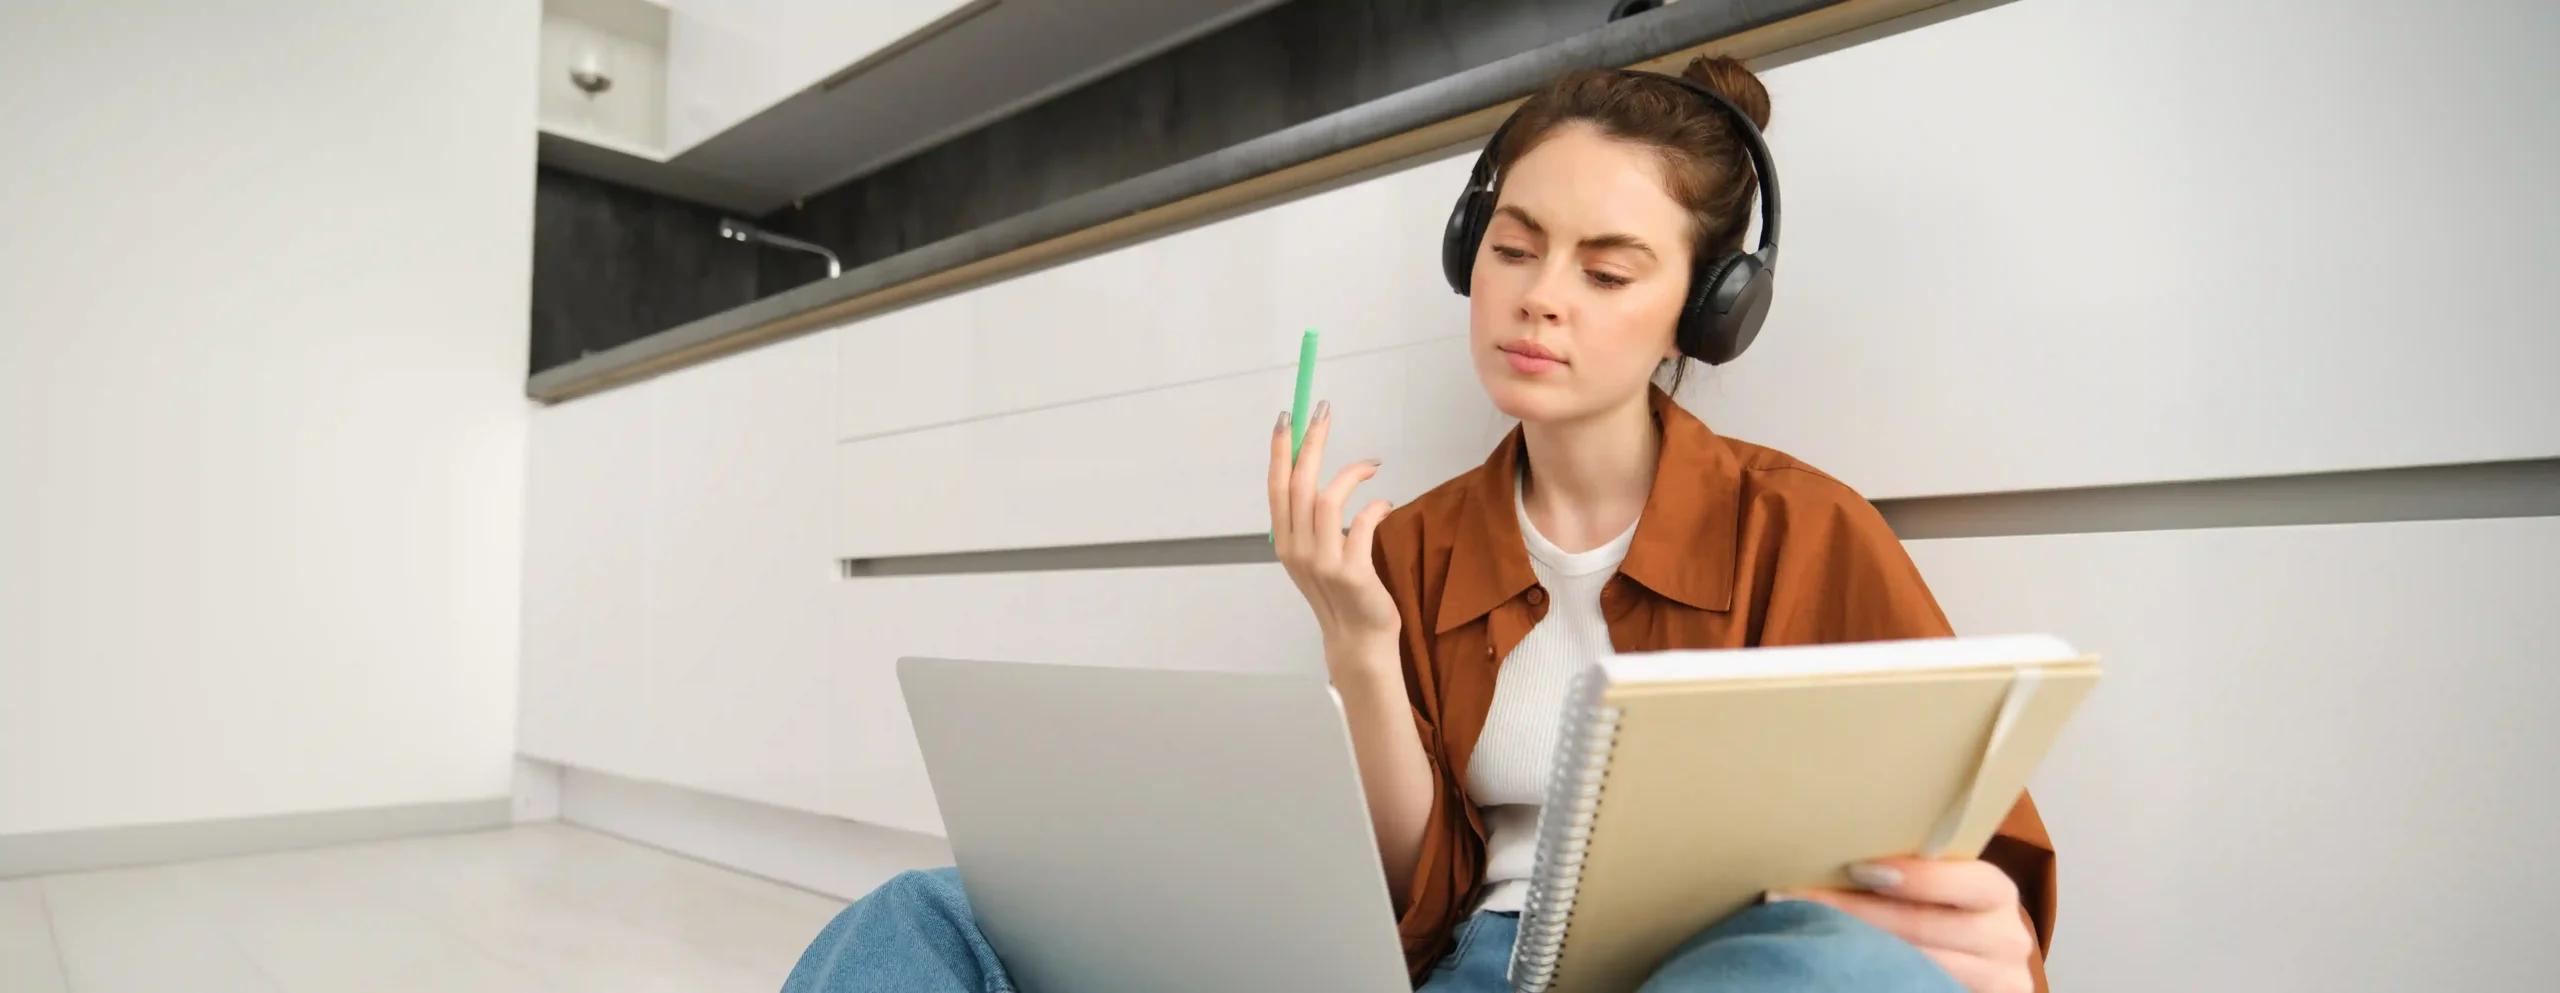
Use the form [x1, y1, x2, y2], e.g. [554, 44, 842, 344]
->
[1510, 664, 1624, 993]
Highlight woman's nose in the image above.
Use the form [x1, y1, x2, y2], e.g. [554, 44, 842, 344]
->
[1519, 262, 1570, 321]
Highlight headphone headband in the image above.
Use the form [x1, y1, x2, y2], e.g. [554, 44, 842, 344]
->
[1626, 70, 1780, 264]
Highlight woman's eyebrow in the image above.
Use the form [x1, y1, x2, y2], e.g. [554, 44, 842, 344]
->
[1494, 204, 1545, 234]
[1494, 206, 1655, 259]
[1579, 232, 1656, 259]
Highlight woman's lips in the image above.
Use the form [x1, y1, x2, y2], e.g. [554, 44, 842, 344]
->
[1504, 351, 1564, 374]
[1500, 340, 1564, 374]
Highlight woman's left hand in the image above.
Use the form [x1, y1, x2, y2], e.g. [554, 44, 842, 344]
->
[1778, 858, 2037, 993]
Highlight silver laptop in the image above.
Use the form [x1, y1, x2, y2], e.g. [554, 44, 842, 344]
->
[898, 657, 1412, 993]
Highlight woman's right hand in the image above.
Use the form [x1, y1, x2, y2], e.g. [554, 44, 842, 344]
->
[1270, 401, 1435, 901]
[1268, 400, 1401, 670]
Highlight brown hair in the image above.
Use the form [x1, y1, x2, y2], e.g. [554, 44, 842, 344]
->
[1490, 55, 1772, 395]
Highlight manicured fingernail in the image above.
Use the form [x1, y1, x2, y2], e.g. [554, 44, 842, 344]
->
[1762, 891, 1802, 904]
[1315, 399, 1331, 422]
[1847, 863, 1902, 890]
[1276, 410, 1289, 432]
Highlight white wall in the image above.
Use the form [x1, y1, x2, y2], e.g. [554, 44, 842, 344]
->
[519, 0, 2559, 986]
[0, 1, 538, 836]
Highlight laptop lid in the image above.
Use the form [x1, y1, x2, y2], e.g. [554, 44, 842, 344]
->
[898, 657, 1410, 993]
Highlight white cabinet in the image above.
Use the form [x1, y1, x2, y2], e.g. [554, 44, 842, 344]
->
[536, 0, 976, 164]
[539, 0, 672, 157]
[662, 0, 978, 154]
[1912, 518, 2560, 991]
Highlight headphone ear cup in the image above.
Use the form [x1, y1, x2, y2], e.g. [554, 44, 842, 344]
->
[1441, 190, 1494, 296]
[1679, 252, 1773, 366]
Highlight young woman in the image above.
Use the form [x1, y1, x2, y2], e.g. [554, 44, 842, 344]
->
[1270, 58, 2056, 993]
[784, 57, 2055, 993]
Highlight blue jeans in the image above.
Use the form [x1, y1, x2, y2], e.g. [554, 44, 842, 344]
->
[782, 868, 1962, 993]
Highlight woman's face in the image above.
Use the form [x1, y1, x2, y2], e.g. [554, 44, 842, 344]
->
[1468, 122, 1693, 425]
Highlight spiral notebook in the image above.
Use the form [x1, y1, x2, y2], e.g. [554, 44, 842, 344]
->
[1507, 634, 2101, 993]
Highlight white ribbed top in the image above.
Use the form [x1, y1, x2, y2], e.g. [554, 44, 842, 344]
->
[1466, 477, 1637, 913]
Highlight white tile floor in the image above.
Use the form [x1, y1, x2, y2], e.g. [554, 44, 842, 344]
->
[0, 824, 850, 993]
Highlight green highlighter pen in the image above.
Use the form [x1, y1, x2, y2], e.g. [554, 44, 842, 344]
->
[1274, 329, 1320, 544]
[1288, 328, 1320, 465]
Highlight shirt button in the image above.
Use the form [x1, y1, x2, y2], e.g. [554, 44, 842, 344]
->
[1525, 587, 1546, 606]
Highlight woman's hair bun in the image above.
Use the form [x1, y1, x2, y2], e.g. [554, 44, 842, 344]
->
[1680, 54, 1771, 132]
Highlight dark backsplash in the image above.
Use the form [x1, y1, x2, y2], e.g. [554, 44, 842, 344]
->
[530, 166, 763, 374]
[532, 0, 1630, 375]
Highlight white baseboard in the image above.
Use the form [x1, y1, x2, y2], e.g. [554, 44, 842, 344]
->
[556, 765, 951, 901]
[512, 756, 564, 823]
[0, 798, 513, 879]
[0, 763, 951, 899]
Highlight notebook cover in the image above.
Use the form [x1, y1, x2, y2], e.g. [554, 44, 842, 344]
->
[1536, 661, 2099, 993]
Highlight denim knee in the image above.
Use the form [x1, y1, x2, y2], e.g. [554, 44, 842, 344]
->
[802, 868, 972, 947]
[873, 868, 971, 915]
[1636, 899, 1962, 993]
[783, 867, 1007, 993]
[1710, 899, 1883, 943]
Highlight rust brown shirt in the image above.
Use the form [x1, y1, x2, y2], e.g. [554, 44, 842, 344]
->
[1370, 387, 2057, 987]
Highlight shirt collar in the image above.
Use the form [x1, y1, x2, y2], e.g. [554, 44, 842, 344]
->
[1433, 387, 1741, 634]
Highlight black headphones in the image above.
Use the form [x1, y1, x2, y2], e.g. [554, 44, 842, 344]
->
[1440, 70, 1783, 366]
